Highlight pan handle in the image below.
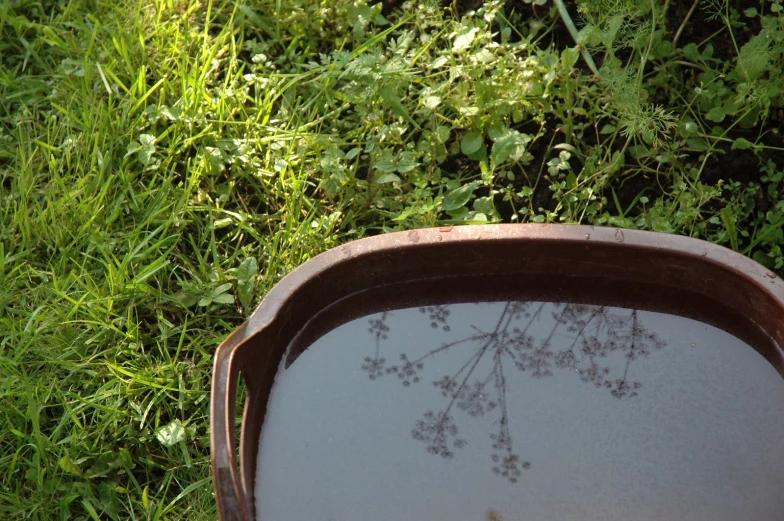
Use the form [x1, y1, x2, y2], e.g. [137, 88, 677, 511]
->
[211, 323, 253, 521]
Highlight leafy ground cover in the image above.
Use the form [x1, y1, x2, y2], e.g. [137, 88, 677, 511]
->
[1, 0, 782, 519]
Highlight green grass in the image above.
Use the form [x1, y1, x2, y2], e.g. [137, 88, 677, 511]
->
[1, 0, 783, 519]
[0, 1, 347, 518]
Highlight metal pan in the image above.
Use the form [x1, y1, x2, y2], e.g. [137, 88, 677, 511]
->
[211, 224, 784, 521]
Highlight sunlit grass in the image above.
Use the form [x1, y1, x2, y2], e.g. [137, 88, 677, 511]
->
[0, 0, 349, 518]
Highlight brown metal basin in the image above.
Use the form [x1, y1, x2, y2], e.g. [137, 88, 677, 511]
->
[211, 225, 784, 521]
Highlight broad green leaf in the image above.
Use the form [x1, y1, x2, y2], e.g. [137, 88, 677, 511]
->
[160, 106, 180, 121]
[139, 134, 156, 147]
[653, 40, 672, 59]
[210, 283, 232, 297]
[473, 196, 500, 222]
[392, 205, 416, 222]
[396, 158, 420, 173]
[430, 56, 448, 68]
[678, 120, 698, 137]
[99, 481, 121, 518]
[423, 96, 441, 110]
[705, 107, 725, 123]
[608, 150, 625, 175]
[138, 149, 153, 166]
[686, 137, 709, 151]
[124, 142, 141, 158]
[204, 147, 223, 174]
[491, 138, 514, 164]
[561, 47, 579, 69]
[155, 420, 186, 447]
[443, 181, 480, 211]
[273, 159, 287, 172]
[452, 27, 479, 52]
[237, 257, 258, 310]
[213, 293, 235, 305]
[58, 455, 83, 476]
[472, 48, 494, 64]
[81, 500, 100, 521]
[374, 151, 398, 172]
[373, 151, 397, 172]
[461, 132, 483, 156]
[731, 137, 754, 150]
[458, 106, 479, 116]
[376, 173, 401, 183]
[753, 250, 775, 268]
[436, 126, 451, 143]
[628, 145, 650, 159]
[176, 291, 198, 308]
[445, 206, 469, 221]
[682, 43, 700, 62]
[577, 24, 599, 47]
[490, 128, 530, 165]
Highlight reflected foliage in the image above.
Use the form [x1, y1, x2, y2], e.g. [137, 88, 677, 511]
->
[362, 302, 667, 483]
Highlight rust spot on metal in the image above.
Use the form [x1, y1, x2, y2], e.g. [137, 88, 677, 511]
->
[407, 230, 420, 243]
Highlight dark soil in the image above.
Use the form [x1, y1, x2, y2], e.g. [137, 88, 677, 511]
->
[666, 0, 763, 61]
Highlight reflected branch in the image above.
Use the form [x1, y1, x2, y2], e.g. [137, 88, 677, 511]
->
[362, 302, 667, 483]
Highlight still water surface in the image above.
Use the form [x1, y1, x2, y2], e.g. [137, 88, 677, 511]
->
[256, 302, 784, 521]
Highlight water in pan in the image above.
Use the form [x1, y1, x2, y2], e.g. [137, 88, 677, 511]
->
[255, 302, 784, 521]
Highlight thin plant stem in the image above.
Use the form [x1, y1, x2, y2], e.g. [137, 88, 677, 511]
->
[553, 0, 601, 77]
[673, 0, 700, 48]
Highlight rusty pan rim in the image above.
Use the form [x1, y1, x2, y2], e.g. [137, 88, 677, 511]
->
[247, 224, 784, 338]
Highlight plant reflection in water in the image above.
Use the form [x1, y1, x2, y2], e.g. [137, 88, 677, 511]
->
[362, 302, 667, 483]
